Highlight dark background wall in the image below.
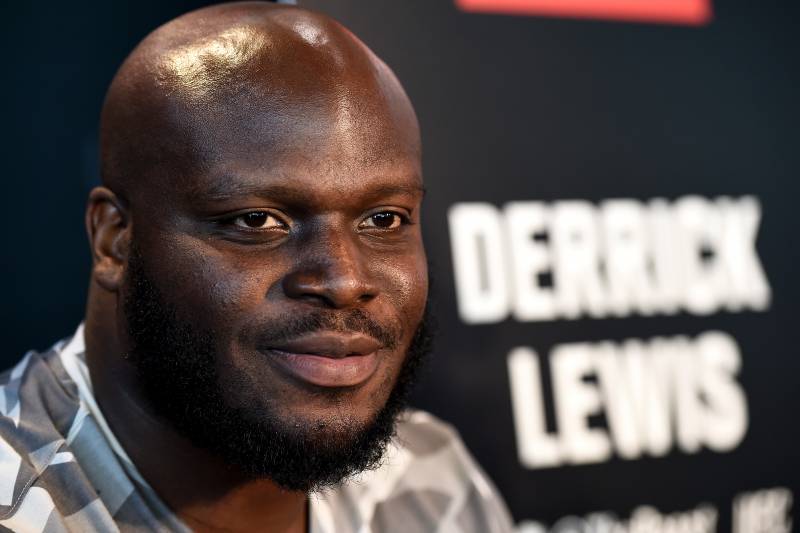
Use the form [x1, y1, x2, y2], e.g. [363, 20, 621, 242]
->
[2, 1, 798, 530]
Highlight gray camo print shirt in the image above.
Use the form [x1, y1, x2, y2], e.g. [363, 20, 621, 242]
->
[0, 326, 515, 532]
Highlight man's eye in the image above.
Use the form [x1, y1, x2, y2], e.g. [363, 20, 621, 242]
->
[360, 212, 404, 230]
[233, 211, 284, 230]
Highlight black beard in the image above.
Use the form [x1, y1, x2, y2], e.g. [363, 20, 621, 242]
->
[121, 244, 433, 492]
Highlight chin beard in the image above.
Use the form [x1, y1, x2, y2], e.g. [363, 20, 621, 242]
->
[121, 243, 433, 492]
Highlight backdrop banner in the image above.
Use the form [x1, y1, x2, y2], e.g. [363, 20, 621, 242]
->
[300, 2, 799, 531]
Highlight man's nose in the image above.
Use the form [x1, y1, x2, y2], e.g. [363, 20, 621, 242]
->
[282, 230, 378, 309]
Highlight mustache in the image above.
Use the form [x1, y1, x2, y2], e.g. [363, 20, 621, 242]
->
[252, 309, 400, 350]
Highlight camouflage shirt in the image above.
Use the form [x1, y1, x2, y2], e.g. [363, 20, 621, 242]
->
[0, 326, 514, 532]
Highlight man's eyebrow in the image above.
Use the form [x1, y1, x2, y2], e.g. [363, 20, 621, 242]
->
[195, 182, 309, 202]
[365, 184, 427, 198]
[192, 181, 426, 202]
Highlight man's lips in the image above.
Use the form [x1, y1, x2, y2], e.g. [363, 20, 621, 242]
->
[262, 332, 383, 388]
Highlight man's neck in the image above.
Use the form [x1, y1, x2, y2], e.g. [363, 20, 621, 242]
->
[83, 307, 308, 533]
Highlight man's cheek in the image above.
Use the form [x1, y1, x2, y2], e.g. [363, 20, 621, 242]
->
[155, 249, 270, 322]
[376, 251, 425, 296]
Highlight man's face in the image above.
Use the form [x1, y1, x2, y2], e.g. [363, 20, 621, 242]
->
[119, 85, 429, 490]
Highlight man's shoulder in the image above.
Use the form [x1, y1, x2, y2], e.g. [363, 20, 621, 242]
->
[0, 346, 96, 531]
[0, 347, 76, 437]
[0, 346, 80, 438]
[314, 409, 515, 533]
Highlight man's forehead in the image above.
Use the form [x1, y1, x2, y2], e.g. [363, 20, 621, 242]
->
[181, 158, 424, 207]
[185, 96, 418, 167]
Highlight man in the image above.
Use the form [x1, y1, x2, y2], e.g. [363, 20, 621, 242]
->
[0, 2, 513, 532]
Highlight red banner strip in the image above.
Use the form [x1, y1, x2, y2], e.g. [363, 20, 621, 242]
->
[455, 0, 712, 25]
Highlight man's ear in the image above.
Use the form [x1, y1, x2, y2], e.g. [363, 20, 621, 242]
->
[86, 187, 131, 292]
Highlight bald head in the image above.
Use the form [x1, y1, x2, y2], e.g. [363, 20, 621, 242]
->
[99, 1, 420, 203]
